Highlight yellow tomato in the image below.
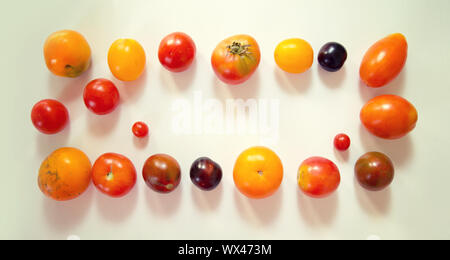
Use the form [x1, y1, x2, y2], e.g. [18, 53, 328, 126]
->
[108, 39, 146, 81]
[274, 38, 314, 74]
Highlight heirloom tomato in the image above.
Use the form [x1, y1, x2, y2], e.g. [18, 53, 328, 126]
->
[298, 157, 340, 198]
[355, 152, 394, 191]
[108, 39, 146, 81]
[274, 38, 313, 74]
[158, 32, 196, 72]
[142, 154, 181, 193]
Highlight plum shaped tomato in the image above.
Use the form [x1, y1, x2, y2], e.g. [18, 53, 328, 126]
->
[132, 121, 149, 138]
[274, 38, 313, 74]
[211, 34, 261, 85]
[298, 157, 340, 198]
[334, 133, 350, 151]
[158, 32, 196, 72]
[360, 95, 418, 139]
[190, 157, 222, 191]
[360, 33, 407, 87]
[108, 38, 146, 81]
[31, 99, 69, 134]
[44, 30, 91, 77]
[38, 147, 92, 201]
[92, 153, 137, 198]
[318, 42, 347, 72]
[83, 79, 120, 115]
[355, 152, 394, 191]
[233, 146, 283, 199]
[142, 154, 181, 193]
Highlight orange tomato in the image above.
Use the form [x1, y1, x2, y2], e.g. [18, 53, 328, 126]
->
[108, 39, 146, 81]
[233, 146, 283, 199]
[38, 147, 92, 201]
[43, 30, 91, 77]
[360, 33, 408, 87]
[274, 38, 314, 74]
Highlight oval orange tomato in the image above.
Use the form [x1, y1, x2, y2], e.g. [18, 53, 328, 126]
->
[233, 146, 283, 199]
[360, 33, 407, 87]
[108, 39, 146, 81]
[38, 147, 92, 201]
[211, 34, 261, 85]
[43, 30, 91, 77]
[298, 157, 340, 198]
[274, 38, 314, 74]
[360, 95, 418, 139]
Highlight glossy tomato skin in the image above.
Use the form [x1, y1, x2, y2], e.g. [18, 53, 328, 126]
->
[190, 157, 222, 191]
[142, 154, 181, 193]
[92, 153, 137, 197]
[334, 133, 350, 151]
[132, 121, 149, 138]
[298, 157, 340, 198]
[108, 39, 146, 81]
[211, 34, 261, 85]
[38, 147, 92, 201]
[233, 146, 283, 199]
[360, 33, 407, 87]
[274, 38, 314, 74]
[361, 95, 418, 139]
[158, 32, 196, 72]
[355, 152, 394, 191]
[318, 42, 347, 72]
[83, 79, 120, 115]
[31, 99, 69, 134]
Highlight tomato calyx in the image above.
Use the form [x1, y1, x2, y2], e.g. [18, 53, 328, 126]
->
[227, 42, 251, 56]
[106, 171, 114, 181]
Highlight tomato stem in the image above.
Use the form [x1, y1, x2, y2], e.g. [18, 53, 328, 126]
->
[227, 42, 251, 56]
[106, 171, 114, 181]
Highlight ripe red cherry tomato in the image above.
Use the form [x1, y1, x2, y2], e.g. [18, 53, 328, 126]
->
[83, 78, 120, 115]
[298, 157, 340, 198]
[334, 133, 350, 151]
[360, 33, 407, 87]
[31, 99, 69, 134]
[158, 32, 196, 72]
[132, 121, 148, 138]
[360, 95, 418, 139]
[211, 34, 261, 85]
[92, 153, 137, 197]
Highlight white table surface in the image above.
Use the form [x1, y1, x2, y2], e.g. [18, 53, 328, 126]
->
[1, 0, 450, 240]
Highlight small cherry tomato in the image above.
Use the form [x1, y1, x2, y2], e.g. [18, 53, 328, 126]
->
[360, 33, 407, 87]
[158, 32, 196, 72]
[83, 79, 120, 115]
[274, 38, 314, 74]
[132, 121, 148, 138]
[334, 133, 350, 151]
[360, 95, 418, 139]
[318, 42, 347, 72]
[298, 156, 340, 198]
[108, 38, 146, 81]
[31, 99, 69, 134]
[142, 154, 181, 193]
[355, 152, 394, 191]
[92, 153, 137, 197]
[211, 34, 261, 85]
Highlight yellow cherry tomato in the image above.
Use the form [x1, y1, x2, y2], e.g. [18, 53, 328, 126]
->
[108, 39, 146, 81]
[274, 38, 314, 74]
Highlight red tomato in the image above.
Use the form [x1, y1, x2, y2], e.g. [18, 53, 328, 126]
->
[298, 157, 340, 198]
[31, 99, 69, 134]
[92, 153, 137, 198]
[83, 78, 120, 115]
[132, 121, 148, 138]
[360, 95, 418, 139]
[360, 33, 407, 87]
[211, 34, 260, 85]
[334, 133, 350, 151]
[158, 32, 196, 72]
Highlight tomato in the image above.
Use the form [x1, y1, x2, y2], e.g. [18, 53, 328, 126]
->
[360, 33, 407, 87]
[211, 34, 261, 85]
[132, 121, 148, 138]
[298, 157, 340, 198]
[274, 38, 314, 74]
[142, 154, 181, 193]
[334, 133, 350, 151]
[360, 95, 418, 139]
[158, 32, 196, 72]
[92, 153, 136, 197]
[233, 146, 283, 199]
[38, 147, 92, 201]
[190, 157, 222, 191]
[318, 42, 347, 72]
[31, 99, 69, 134]
[44, 30, 91, 77]
[83, 79, 120, 115]
[108, 39, 146, 81]
[355, 152, 394, 191]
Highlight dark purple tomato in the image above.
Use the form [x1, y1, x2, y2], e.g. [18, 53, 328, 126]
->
[318, 42, 347, 72]
[355, 152, 394, 191]
[190, 157, 222, 191]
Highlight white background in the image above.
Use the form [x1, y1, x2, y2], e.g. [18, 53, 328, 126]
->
[1, 0, 450, 240]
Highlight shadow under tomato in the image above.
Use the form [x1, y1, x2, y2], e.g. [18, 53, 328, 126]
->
[133, 135, 149, 149]
[145, 184, 182, 217]
[212, 69, 260, 100]
[358, 67, 406, 102]
[274, 67, 312, 94]
[296, 189, 338, 226]
[159, 59, 197, 92]
[233, 187, 282, 227]
[35, 123, 71, 157]
[317, 64, 347, 89]
[191, 183, 223, 212]
[86, 105, 121, 137]
[114, 69, 148, 103]
[354, 177, 392, 215]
